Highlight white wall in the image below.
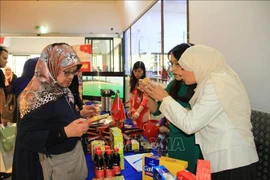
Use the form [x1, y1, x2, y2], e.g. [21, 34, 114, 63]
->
[116, 0, 157, 31]
[6, 37, 85, 55]
[189, 1, 270, 112]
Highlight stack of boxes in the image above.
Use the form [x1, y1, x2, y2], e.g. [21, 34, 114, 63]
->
[142, 154, 188, 180]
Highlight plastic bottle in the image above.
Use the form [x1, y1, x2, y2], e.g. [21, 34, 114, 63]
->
[105, 149, 114, 178]
[112, 147, 122, 176]
[93, 146, 101, 167]
[94, 149, 105, 179]
[103, 145, 111, 168]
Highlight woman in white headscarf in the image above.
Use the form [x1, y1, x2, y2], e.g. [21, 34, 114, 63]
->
[140, 45, 258, 180]
[4, 66, 17, 93]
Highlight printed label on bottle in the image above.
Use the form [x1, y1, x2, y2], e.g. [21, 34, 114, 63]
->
[113, 166, 121, 176]
[95, 169, 105, 178]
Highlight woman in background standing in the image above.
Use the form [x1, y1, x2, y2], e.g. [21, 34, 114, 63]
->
[12, 57, 38, 98]
[127, 61, 150, 129]
[4, 66, 17, 94]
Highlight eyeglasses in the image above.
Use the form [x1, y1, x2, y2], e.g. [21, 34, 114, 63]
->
[63, 70, 79, 77]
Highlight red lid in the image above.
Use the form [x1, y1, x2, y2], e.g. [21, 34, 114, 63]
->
[96, 149, 102, 155]
[106, 149, 112, 155]
[114, 147, 119, 152]
[105, 145, 110, 150]
[95, 146, 101, 153]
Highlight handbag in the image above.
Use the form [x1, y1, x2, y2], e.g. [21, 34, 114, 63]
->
[2, 94, 17, 122]
[0, 125, 16, 152]
[40, 141, 88, 180]
[143, 119, 160, 143]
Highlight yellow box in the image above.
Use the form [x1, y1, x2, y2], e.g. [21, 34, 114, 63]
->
[110, 131, 124, 153]
[142, 154, 188, 180]
[90, 140, 105, 160]
[110, 127, 122, 134]
[120, 153, 125, 170]
[131, 139, 139, 151]
[110, 129, 125, 170]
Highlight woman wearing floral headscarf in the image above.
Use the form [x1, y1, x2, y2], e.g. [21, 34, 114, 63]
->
[141, 45, 258, 180]
[4, 66, 17, 93]
[12, 43, 93, 180]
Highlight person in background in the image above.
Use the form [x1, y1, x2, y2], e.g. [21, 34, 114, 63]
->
[68, 74, 99, 155]
[0, 47, 8, 113]
[11, 57, 38, 98]
[142, 45, 258, 180]
[161, 66, 169, 83]
[12, 43, 96, 180]
[127, 61, 150, 129]
[68, 75, 84, 111]
[141, 43, 202, 174]
[4, 66, 17, 94]
[96, 66, 102, 72]
[149, 44, 200, 168]
[0, 46, 13, 180]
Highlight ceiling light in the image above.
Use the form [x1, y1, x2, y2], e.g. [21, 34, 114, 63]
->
[36, 25, 48, 34]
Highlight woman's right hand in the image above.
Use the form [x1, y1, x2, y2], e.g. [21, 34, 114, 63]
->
[64, 118, 89, 138]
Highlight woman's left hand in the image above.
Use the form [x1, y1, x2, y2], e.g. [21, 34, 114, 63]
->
[131, 112, 140, 121]
[80, 105, 99, 118]
[144, 82, 169, 101]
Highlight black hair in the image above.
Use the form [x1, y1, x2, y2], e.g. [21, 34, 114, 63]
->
[0, 46, 8, 54]
[130, 61, 146, 93]
[168, 43, 197, 103]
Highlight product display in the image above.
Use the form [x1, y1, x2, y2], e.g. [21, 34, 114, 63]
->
[113, 147, 122, 176]
[88, 113, 109, 123]
[105, 149, 114, 178]
[95, 149, 105, 179]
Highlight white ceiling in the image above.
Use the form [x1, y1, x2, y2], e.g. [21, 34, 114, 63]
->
[0, 1, 126, 37]
[0, 0, 188, 38]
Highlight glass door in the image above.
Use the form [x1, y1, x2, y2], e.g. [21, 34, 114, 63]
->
[85, 38, 123, 73]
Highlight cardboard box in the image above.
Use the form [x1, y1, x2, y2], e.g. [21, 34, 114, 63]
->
[177, 170, 196, 180]
[110, 127, 122, 134]
[142, 154, 188, 180]
[110, 129, 124, 170]
[196, 160, 211, 180]
[90, 140, 105, 160]
[110, 131, 124, 153]
[153, 166, 176, 180]
[131, 139, 139, 151]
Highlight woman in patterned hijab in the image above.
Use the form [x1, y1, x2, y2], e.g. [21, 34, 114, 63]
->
[19, 43, 81, 118]
[12, 43, 90, 180]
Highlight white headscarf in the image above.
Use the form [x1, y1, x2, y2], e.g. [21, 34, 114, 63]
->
[179, 45, 255, 147]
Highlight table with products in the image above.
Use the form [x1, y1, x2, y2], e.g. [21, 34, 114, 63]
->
[86, 151, 142, 180]
[84, 105, 211, 180]
[85, 111, 145, 180]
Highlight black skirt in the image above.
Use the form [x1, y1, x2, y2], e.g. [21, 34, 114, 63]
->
[212, 163, 257, 180]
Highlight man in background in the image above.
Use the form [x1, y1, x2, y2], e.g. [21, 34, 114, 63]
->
[0, 46, 8, 122]
[0, 46, 12, 180]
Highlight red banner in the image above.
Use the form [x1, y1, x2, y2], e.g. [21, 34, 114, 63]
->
[0, 37, 4, 44]
[80, 61, 91, 72]
[80, 44, 92, 54]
